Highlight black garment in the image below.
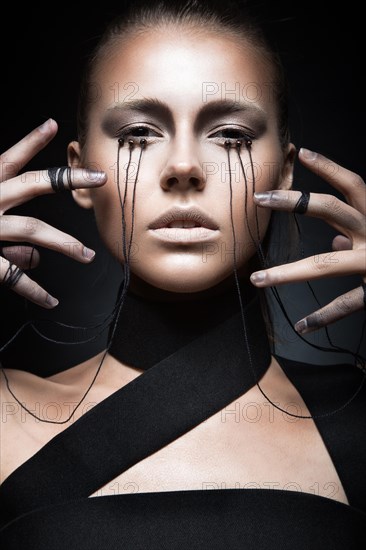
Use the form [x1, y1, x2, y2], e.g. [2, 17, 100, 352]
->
[1, 281, 365, 549]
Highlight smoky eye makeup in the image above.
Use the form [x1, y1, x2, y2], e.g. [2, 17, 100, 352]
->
[101, 112, 163, 139]
[101, 98, 268, 144]
[102, 116, 266, 144]
[195, 99, 268, 137]
[204, 115, 267, 141]
[101, 99, 173, 138]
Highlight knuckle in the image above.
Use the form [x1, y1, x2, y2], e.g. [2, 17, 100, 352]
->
[322, 195, 342, 216]
[352, 217, 366, 234]
[0, 158, 19, 180]
[334, 296, 352, 313]
[27, 281, 44, 302]
[351, 174, 365, 189]
[270, 266, 286, 283]
[269, 190, 286, 203]
[0, 153, 11, 165]
[321, 160, 339, 179]
[23, 217, 41, 235]
[308, 310, 323, 327]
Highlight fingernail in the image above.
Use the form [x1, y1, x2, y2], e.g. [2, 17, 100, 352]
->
[295, 318, 308, 334]
[254, 192, 271, 203]
[83, 246, 96, 260]
[38, 118, 52, 133]
[250, 271, 266, 284]
[300, 148, 317, 161]
[87, 170, 106, 182]
[45, 294, 59, 307]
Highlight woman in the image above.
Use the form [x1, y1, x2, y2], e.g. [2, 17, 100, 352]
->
[0, 1, 365, 548]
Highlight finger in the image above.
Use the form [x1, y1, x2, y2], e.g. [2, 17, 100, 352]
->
[250, 249, 366, 287]
[294, 285, 366, 334]
[298, 148, 366, 215]
[0, 168, 106, 214]
[0, 119, 58, 182]
[332, 235, 352, 251]
[253, 190, 365, 240]
[0, 216, 96, 262]
[0, 245, 40, 269]
[0, 257, 58, 309]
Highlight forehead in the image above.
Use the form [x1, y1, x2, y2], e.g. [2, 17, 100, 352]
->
[93, 29, 275, 116]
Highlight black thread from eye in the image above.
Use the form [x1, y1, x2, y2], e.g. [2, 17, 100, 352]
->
[231, 140, 366, 419]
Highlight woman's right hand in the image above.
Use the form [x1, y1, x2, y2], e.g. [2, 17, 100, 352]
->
[0, 119, 107, 308]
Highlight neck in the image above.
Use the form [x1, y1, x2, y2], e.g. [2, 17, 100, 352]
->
[125, 261, 256, 303]
[107, 273, 270, 371]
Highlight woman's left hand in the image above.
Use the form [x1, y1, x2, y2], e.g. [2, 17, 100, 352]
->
[250, 147, 366, 334]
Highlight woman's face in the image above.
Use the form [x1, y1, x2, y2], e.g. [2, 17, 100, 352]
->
[69, 28, 294, 296]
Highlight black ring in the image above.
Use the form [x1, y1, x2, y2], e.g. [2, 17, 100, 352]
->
[2, 263, 24, 289]
[293, 190, 310, 214]
[48, 166, 73, 193]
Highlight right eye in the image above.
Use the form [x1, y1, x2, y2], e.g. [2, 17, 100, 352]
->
[116, 125, 162, 143]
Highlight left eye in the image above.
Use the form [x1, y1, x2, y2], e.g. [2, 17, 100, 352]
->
[209, 128, 253, 143]
[117, 125, 161, 140]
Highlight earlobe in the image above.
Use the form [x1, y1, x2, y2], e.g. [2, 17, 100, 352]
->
[278, 143, 297, 190]
[67, 140, 94, 209]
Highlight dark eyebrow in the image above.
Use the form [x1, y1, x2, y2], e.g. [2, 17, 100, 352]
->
[197, 99, 265, 118]
[106, 97, 266, 130]
[106, 98, 173, 125]
[194, 99, 266, 132]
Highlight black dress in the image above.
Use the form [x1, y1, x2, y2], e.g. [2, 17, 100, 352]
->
[1, 281, 365, 549]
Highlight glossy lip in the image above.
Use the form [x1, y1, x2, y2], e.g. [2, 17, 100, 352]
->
[148, 206, 219, 231]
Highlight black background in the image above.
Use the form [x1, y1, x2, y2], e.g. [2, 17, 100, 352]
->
[0, 1, 364, 374]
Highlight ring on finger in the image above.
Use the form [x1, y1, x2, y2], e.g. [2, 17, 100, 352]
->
[293, 190, 310, 214]
[2, 263, 24, 289]
[47, 166, 74, 193]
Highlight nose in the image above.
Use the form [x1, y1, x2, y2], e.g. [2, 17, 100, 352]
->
[159, 133, 206, 192]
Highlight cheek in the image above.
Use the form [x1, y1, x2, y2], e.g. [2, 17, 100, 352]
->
[91, 187, 123, 261]
[227, 144, 282, 249]
[229, 186, 271, 263]
[82, 141, 126, 259]
[84, 145, 157, 264]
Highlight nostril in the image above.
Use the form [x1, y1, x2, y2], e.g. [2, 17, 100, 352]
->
[164, 176, 203, 189]
[166, 177, 179, 188]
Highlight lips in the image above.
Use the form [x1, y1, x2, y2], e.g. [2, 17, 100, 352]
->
[148, 206, 219, 230]
[166, 220, 200, 228]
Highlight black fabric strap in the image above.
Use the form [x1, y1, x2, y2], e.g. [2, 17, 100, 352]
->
[0, 292, 271, 523]
[2, 488, 365, 549]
